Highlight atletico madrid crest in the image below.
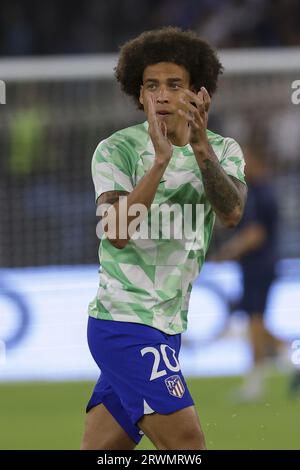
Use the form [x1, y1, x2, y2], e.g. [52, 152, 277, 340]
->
[165, 375, 185, 398]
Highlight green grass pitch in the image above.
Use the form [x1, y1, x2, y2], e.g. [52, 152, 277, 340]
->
[0, 375, 299, 449]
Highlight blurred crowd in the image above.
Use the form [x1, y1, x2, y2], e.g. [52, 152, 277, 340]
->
[1, 0, 300, 56]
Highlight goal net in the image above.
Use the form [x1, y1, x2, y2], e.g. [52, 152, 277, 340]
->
[1, 49, 300, 266]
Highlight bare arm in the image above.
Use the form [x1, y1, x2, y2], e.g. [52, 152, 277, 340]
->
[98, 94, 173, 249]
[98, 162, 168, 249]
[178, 87, 246, 227]
[196, 145, 247, 227]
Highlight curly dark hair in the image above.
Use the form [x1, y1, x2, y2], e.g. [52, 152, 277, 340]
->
[115, 26, 223, 110]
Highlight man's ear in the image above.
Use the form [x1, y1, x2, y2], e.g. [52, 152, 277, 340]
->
[139, 85, 144, 106]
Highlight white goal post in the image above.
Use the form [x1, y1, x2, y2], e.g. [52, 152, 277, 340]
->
[1, 47, 300, 81]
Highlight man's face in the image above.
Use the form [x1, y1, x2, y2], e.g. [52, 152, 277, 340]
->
[139, 62, 192, 136]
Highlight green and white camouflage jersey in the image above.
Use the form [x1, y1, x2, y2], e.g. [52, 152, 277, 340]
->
[88, 121, 245, 334]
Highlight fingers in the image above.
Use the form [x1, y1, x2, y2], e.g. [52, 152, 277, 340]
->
[180, 93, 204, 123]
[178, 87, 211, 129]
[178, 108, 200, 129]
[160, 120, 167, 138]
[147, 94, 161, 134]
[201, 87, 211, 112]
[147, 94, 156, 123]
[147, 95, 169, 143]
[181, 87, 210, 113]
[179, 97, 202, 116]
[178, 95, 202, 127]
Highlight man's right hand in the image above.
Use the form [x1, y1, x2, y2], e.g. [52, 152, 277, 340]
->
[147, 95, 173, 167]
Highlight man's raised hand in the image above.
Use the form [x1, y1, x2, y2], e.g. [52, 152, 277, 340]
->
[147, 95, 173, 167]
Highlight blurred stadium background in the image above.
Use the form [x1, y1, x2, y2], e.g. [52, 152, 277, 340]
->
[0, 0, 300, 450]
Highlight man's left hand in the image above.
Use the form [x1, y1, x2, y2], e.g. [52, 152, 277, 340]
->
[178, 87, 211, 154]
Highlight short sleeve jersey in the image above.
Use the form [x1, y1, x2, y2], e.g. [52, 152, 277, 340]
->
[89, 121, 245, 334]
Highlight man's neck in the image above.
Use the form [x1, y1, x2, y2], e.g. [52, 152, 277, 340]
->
[168, 124, 190, 147]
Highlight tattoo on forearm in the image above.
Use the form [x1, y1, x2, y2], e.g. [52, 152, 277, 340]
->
[201, 159, 243, 216]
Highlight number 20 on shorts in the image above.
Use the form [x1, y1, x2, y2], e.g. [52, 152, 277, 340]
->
[140, 344, 181, 381]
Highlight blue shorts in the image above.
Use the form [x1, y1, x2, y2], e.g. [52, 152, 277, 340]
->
[86, 317, 194, 444]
